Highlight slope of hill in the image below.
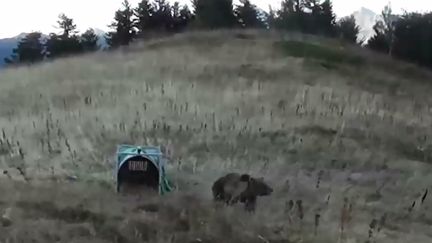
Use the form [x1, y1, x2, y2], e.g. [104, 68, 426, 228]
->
[0, 30, 431, 243]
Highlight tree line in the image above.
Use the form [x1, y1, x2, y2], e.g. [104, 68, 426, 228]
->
[4, 0, 432, 69]
[4, 14, 100, 64]
[367, 4, 432, 69]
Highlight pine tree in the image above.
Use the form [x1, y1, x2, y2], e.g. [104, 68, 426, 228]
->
[264, 6, 277, 29]
[134, 0, 155, 36]
[367, 3, 397, 55]
[4, 32, 44, 65]
[381, 3, 397, 56]
[274, 0, 304, 31]
[392, 12, 432, 68]
[300, 0, 317, 33]
[192, 0, 237, 29]
[106, 0, 136, 48]
[57, 13, 78, 38]
[273, 0, 336, 36]
[171, 2, 193, 32]
[296, 0, 306, 12]
[80, 28, 100, 52]
[234, 0, 265, 28]
[170, 1, 181, 31]
[367, 21, 390, 53]
[45, 14, 83, 58]
[336, 15, 360, 44]
[44, 34, 62, 58]
[180, 5, 193, 25]
[316, 0, 337, 36]
[151, 0, 173, 31]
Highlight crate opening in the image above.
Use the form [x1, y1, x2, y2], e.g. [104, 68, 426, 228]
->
[117, 155, 159, 193]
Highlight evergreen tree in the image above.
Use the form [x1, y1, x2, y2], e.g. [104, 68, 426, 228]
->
[274, 0, 292, 30]
[392, 12, 432, 68]
[381, 3, 397, 56]
[192, 0, 237, 29]
[367, 21, 390, 53]
[302, 0, 336, 35]
[367, 3, 397, 55]
[317, 0, 337, 36]
[80, 28, 100, 52]
[106, 0, 136, 48]
[4, 32, 44, 65]
[57, 13, 78, 37]
[304, 0, 321, 33]
[44, 34, 63, 58]
[171, 1, 181, 21]
[134, 0, 155, 36]
[336, 15, 360, 44]
[234, 0, 265, 28]
[264, 6, 277, 29]
[274, 0, 305, 31]
[272, 0, 337, 36]
[291, 0, 305, 12]
[180, 5, 193, 26]
[150, 0, 173, 31]
[45, 14, 83, 58]
[171, 2, 193, 32]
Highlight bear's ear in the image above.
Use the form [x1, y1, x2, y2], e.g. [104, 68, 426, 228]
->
[240, 174, 251, 182]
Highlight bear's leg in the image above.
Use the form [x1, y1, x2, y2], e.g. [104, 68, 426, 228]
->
[229, 194, 242, 205]
[244, 197, 257, 213]
[214, 191, 224, 202]
[224, 194, 233, 206]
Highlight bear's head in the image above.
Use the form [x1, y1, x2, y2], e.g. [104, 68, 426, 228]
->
[249, 177, 273, 196]
[240, 174, 251, 182]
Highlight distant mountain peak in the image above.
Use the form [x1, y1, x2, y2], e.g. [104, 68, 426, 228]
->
[92, 28, 106, 35]
[10, 32, 49, 42]
[352, 7, 380, 42]
[358, 7, 377, 15]
[15, 33, 28, 39]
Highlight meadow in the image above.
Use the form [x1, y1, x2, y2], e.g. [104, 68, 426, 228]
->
[0, 29, 432, 243]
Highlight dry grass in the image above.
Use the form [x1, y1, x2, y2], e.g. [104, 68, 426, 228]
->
[0, 29, 432, 242]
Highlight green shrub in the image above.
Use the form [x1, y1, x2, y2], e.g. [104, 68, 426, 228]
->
[275, 40, 365, 66]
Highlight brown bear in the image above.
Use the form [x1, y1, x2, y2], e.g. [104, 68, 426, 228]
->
[236, 176, 273, 212]
[212, 173, 250, 205]
[211, 172, 273, 212]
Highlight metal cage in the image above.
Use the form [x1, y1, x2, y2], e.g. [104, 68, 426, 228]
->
[115, 144, 173, 195]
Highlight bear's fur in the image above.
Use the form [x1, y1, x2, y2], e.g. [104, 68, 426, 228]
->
[211, 172, 273, 212]
[236, 177, 273, 212]
[212, 173, 250, 205]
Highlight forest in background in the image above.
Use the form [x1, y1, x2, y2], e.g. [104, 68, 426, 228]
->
[3, 0, 432, 70]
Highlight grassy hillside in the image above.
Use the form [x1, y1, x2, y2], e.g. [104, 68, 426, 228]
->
[1, 29, 432, 243]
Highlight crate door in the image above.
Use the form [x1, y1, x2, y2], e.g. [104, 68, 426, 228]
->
[117, 155, 160, 194]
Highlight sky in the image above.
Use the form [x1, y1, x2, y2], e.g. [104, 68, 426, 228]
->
[1, 0, 432, 38]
